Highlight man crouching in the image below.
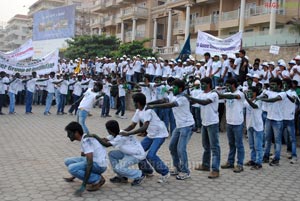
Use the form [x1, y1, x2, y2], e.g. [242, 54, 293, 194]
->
[63, 121, 107, 196]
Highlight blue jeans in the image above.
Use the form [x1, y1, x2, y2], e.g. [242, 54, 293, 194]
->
[64, 157, 106, 184]
[110, 96, 115, 109]
[202, 123, 220, 171]
[108, 150, 142, 179]
[226, 123, 245, 166]
[163, 108, 176, 135]
[101, 95, 110, 116]
[126, 74, 132, 90]
[247, 127, 263, 165]
[68, 94, 80, 114]
[8, 92, 15, 113]
[283, 120, 297, 157]
[55, 89, 61, 109]
[57, 94, 67, 113]
[262, 111, 267, 147]
[116, 96, 125, 116]
[44, 92, 54, 114]
[25, 90, 33, 113]
[212, 76, 220, 89]
[139, 137, 169, 176]
[264, 119, 283, 160]
[169, 125, 193, 174]
[77, 109, 89, 134]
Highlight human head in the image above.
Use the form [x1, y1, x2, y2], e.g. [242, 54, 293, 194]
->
[32, 71, 37, 78]
[247, 86, 259, 99]
[132, 92, 146, 109]
[172, 79, 185, 95]
[105, 120, 120, 136]
[225, 78, 238, 92]
[239, 49, 246, 57]
[204, 52, 211, 61]
[200, 77, 212, 91]
[167, 77, 175, 86]
[93, 81, 103, 92]
[269, 78, 282, 92]
[65, 121, 83, 142]
[282, 78, 292, 91]
[143, 74, 151, 83]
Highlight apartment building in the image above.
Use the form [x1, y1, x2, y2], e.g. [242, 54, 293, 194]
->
[4, 15, 31, 51]
[89, 0, 299, 57]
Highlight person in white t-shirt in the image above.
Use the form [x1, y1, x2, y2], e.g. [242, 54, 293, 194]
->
[120, 93, 170, 183]
[289, 56, 300, 86]
[77, 82, 103, 134]
[210, 55, 222, 88]
[185, 77, 221, 179]
[218, 78, 245, 173]
[281, 78, 298, 163]
[7, 73, 22, 114]
[115, 78, 127, 118]
[258, 78, 286, 166]
[101, 76, 112, 118]
[63, 122, 107, 195]
[88, 120, 146, 186]
[189, 80, 202, 133]
[244, 86, 264, 170]
[147, 79, 194, 180]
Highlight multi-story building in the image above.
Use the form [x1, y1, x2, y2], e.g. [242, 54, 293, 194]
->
[90, 0, 300, 59]
[4, 15, 31, 51]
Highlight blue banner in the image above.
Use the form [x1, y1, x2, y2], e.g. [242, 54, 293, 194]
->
[33, 5, 75, 41]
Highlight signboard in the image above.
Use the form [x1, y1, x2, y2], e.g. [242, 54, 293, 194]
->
[269, 45, 280, 55]
[33, 5, 75, 41]
[0, 39, 34, 61]
[195, 31, 242, 56]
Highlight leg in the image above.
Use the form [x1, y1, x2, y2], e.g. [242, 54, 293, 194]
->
[233, 123, 245, 166]
[208, 123, 221, 172]
[247, 127, 256, 162]
[272, 120, 283, 161]
[139, 137, 154, 174]
[177, 126, 193, 174]
[169, 128, 181, 171]
[254, 130, 264, 165]
[77, 109, 89, 134]
[201, 125, 211, 168]
[226, 124, 236, 165]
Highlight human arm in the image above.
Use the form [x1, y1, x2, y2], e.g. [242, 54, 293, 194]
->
[120, 121, 149, 136]
[184, 94, 212, 105]
[258, 95, 282, 103]
[243, 92, 259, 109]
[85, 134, 112, 147]
[146, 98, 168, 105]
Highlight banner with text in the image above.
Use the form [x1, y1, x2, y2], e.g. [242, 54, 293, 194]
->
[33, 5, 75, 41]
[195, 31, 242, 56]
[0, 49, 59, 75]
[0, 39, 34, 61]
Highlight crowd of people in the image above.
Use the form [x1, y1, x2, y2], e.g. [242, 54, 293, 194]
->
[1, 49, 300, 196]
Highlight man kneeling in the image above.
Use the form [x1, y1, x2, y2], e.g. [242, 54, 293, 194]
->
[64, 122, 107, 196]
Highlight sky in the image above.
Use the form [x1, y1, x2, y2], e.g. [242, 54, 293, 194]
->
[0, 0, 37, 23]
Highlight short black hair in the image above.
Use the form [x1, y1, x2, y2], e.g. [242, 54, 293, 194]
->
[132, 93, 146, 107]
[201, 77, 212, 88]
[269, 77, 282, 87]
[239, 49, 246, 55]
[204, 52, 211, 57]
[65, 121, 83, 136]
[172, 79, 185, 91]
[105, 120, 120, 135]
[248, 86, 259, 94]
[94, 81, 103, 90]
[167, 77, 175, 85]
[144, 74, 151, 81]
[283, 78, 292, 88]
[225, 78, 238, 88]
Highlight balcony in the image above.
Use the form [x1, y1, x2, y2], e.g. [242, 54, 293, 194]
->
[91, 0, 106, 13]
[115, 13, 122, 24]
[194, 15, 218, 32]
[106, 0, 120, 8]
[219, 10, 239, 29]
[121, 7, 149, 20]
[245, 5, 286, 25]
[242, 29, 300, 47]
[166, 0, 192, 10]
[116, 0, 132, 5]
[104, 16, 116, 27]
[90, 18, 104, 29]
[136, 30, 146, 40]
[173, 21, 195, 35]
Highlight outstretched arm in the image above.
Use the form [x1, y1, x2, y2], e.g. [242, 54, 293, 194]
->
[120, 122, 149, 136]
[185, 94, 212, 105]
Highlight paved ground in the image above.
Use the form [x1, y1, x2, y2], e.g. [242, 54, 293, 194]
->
[0, 105, 300, 201]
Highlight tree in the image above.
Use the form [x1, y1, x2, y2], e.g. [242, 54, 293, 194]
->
[287, 17, 300, 35]
[112, 39, 157, 58]
[63, 35, 120, 59]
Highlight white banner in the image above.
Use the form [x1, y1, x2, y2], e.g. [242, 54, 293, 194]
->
[195, 31, 242, 56]
[0, 39, 34, 61]
[0, 49, 59, 75]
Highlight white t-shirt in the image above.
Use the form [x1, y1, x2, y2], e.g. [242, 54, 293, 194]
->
[190, 88, 203, 107]
[211, 61, 222, 77]
[132, 107, 169, 138]
[197, 91, 219, 126]
[8, 78, 22, 94]
[102, 82, 111, 96]
[78, 88, 99, 112]
[205, 58, 213, 77]
[282, 90, 297, 120]
[265, 90, 286, 121]
[59, 80, 69, 95]
[290, 65, 300, 86]
[147, 63, 156, 75]
[81, 134, 107, 167]
[73, 81, 83, 96]
[233, 58, 241, 75]
[118, 84, 126, 97]
[141, 85, 152, 103]
[221, 59, 231, 76]
[26, 78, 38, 93]
[133, 60, 142, 73]
[225, 90, 245, 125]
[162, 65, 171, 78]
[125, 63, 134, 75]
[169, 94, 195, 128]
[108, 135, 146, 160]
[155, 63, 163, 76]
[245, 99, 263, 131]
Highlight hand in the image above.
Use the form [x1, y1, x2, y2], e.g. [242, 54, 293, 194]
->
[145, 105, 153, 110]
[119, 130, 130, 136]
[63, 176, 75, 182]
[74, 184, 86, 196]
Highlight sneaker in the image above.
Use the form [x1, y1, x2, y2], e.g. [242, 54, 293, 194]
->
[244, 160, 256, 167]
[290, 157, 297, 164]
[269, 159, 279, 166]
[170, 168, 179, 176]
[109, 176, 128, 183]
[144, 172, 154, 177]
[194, 164, 210, 171]
[157, 172, 170, 183]
[120, 115, 127, 119]
[68, 112, 73, 115]
[250, 164, 262, 170]
[208, 171, 219, 179]
[221, 162, 234, 169]
[196, 128, 201, 133]
[106, 114, 112, 117]
[233, 165, 244, 173]
[263, 156, 269, 163]
[86, 177, 106, 191]
[100, 115, 106, 118]
[176, 172, 191, 180]
[131, 174, 145, 186]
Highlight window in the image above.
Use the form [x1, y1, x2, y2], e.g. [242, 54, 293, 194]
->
[157, 23, 164, 40]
